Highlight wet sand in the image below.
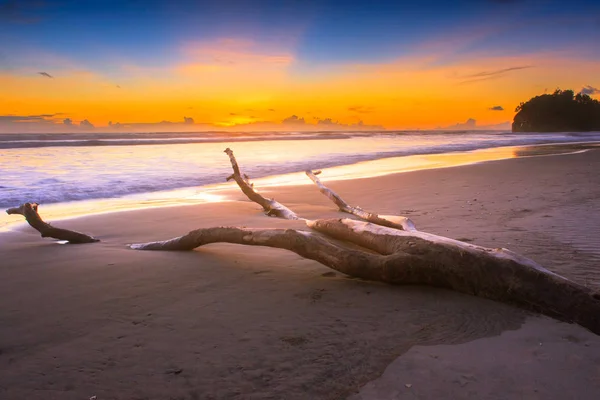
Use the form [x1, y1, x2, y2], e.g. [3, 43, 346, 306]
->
[1, 150, 599, 399]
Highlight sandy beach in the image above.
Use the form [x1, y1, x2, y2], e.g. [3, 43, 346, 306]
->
[1, 149, 600, 400]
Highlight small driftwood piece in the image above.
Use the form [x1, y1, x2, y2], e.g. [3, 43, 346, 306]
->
[224, 148, 298, 219]
[6, 203, 99, 243]
[131, 218, 600, 335]
[305, 170, 416, 231]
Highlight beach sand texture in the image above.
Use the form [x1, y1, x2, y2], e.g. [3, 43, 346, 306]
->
[1, 150, 599, 400]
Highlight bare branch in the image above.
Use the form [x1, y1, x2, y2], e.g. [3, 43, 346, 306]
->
[6, 203, 99, 243]
[224, 148, 298, 219]
[305, 170, 416, 231]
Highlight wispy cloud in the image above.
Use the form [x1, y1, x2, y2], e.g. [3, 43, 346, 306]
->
[38, 71, 53, 78]
[489, 105, 504, 111]
[459, 66, 532, 84]
[465, 66, 531, 78]
[580, 85, 600, 95]
[0, 114, 56, 122]
[348, 105, 375, 114]
[177, 38, 293, 76]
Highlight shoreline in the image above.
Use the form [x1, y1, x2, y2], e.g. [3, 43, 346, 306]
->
[1, 148, 599, 399]
[3, 140, 599, 232]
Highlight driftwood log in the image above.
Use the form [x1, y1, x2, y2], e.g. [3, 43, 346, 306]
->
[132, 219, 600, 334]
[131, 149, 600, 335]
[6, 202, 99, 243]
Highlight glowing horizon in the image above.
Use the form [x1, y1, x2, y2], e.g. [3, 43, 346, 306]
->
[1, 0, 599, 133]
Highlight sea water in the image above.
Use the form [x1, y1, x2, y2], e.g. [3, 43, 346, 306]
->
[1, 130, 599, 228]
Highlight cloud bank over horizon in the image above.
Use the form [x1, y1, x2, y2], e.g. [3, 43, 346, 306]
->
[0, 113, 516, 133]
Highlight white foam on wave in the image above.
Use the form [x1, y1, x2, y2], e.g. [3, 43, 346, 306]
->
[1, 132, 599, 214]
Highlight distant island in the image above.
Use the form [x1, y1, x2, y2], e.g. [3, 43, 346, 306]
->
[512, 89, 600, 132]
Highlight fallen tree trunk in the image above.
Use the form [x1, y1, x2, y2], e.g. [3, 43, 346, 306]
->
[224, 148, 298, 219]
[6, 203, 99, 243]
[305, 170, 416, 231]
[131, 218, 600, 335]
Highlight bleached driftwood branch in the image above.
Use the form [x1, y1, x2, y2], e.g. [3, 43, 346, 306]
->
[131, 218, 600, 335]
[224, 148, 298, 219]
[131, 149, 600, 334]
[6, 203, 99, 243]
[305, 169, 416, 231]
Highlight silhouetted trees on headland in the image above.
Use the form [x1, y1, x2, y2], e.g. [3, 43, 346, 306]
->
[512, 89, 600, 132]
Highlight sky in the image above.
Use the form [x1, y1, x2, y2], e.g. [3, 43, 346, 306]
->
[1, 0, 599, 133]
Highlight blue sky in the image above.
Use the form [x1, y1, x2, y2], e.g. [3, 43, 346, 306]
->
[3, 0, 599, 68]
[1, 0, 599, 131]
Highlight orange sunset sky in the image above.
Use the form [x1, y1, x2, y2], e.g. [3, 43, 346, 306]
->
[1, 0, 599, 133]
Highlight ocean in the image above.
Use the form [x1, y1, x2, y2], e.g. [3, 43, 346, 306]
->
[2, 130, 600, 228]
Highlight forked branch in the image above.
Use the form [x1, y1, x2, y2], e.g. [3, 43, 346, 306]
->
[305, 170, 416, 231]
